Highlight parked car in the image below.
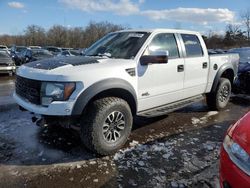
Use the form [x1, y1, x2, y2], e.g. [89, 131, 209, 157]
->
[0, 45, 8, 50]
[228, 47, 250, 94]
[43, 46, 62, 56]
[0, 45, 10, 55]
[220, 111, 250, 188]
[19, 48, 54, 64]
[10, 45, 27, 54]
[10, 46, 28, 66]
[14, 29, 239, 155]
[57, 49, 81, 57]
[0, 50, 16, 76]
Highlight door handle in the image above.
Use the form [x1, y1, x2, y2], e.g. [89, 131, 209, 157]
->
[177, 65, 184, 72]
[203, 62, 208, 69]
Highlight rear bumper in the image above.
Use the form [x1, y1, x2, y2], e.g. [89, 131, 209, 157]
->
[220, 146, 250, 188]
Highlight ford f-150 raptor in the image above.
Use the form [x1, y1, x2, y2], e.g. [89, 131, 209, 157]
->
[14, 29, 239, 155]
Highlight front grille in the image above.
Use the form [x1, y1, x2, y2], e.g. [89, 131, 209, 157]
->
[16, 76, 41, 105]
[0, 64, 10, 67]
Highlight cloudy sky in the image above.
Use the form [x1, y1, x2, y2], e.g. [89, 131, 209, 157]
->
[0, 0, 249, 35]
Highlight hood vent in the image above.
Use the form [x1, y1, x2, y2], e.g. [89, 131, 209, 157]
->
[24, 56, 99, 70]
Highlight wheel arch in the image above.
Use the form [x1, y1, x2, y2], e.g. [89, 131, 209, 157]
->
[211, 64, 235, 93]
[72, 79, 137, 116]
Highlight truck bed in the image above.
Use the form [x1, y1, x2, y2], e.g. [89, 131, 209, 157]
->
[206, 53, 239, 92]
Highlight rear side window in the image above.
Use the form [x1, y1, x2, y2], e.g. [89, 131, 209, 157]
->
[181, 34, 203, 57]
[149, 33, 179, 59]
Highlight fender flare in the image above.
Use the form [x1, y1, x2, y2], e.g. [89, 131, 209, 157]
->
[71, 78, 137, 115]
[211, 63, 235, 93]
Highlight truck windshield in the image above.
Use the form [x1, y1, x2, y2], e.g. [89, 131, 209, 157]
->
[85, 32, 150, 59]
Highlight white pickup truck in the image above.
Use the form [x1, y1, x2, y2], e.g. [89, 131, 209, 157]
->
[14, 29, 239, 155]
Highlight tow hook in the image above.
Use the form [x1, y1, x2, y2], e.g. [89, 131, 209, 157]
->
[31, 115, 47, 127]
[36, 118, 48, 127]
[31, 116, 38, 123]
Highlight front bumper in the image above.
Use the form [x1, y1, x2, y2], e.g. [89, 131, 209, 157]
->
[13, 92, 76, 116]
[220, 146, 250, 188]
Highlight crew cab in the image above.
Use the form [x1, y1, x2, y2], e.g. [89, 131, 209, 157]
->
[14, 29, 239, 155]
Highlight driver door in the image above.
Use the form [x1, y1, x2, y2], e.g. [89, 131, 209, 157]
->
[137, 33, 185, 112]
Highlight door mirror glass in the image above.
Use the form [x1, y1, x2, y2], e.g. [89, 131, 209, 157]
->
[140, 49, 169, 65]
[149, 49, 169, 56]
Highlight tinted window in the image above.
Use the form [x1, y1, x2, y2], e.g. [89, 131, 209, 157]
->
[32, 50, 52, 57]
[149, 33, 179, 59]
[70, 50, 80, 56]
[16, 47, 26, 53]
[26, 50, 32, 57]
[181, 34, 203, 57]
[62, 51, 69, 56]
[48, 48, 61, 52]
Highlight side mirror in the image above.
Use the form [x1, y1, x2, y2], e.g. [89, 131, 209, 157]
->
[140, 50, 169, 65]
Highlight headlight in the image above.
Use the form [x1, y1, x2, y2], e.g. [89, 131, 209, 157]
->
[223, 135, 250, 175]
[8, 60, 15, 66]
[41, 82, 75, 106]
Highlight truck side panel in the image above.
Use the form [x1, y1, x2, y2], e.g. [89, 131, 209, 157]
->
[206, 54, 239, 93]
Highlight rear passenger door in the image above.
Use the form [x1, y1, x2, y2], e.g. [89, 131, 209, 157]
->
[180, 34, 209, 98]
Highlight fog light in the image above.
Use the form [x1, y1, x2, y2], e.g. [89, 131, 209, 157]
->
[41, 97, 53, 106]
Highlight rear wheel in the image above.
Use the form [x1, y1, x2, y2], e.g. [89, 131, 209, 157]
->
[80, 97, 132, 155]
[206, 78, 231, 110]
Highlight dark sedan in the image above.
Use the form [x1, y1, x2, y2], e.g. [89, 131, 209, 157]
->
[10, 46, 28, 65]
[228, 47, 250, 94]
[19, 48, 54, 64]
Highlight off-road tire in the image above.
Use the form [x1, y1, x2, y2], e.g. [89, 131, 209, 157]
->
[206, 78, 231, 110]
[80, 97, 132, 155]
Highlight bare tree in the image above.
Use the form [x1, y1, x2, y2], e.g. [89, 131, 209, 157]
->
[0, 21, 125, 47]
[67, 27, 85, 48]
[226, 24, 241, 37]
[24, 25, 46, 46]
[83, 21, 125, 47]
[47, 25, 68, 47]
[241, 9, 250, 41]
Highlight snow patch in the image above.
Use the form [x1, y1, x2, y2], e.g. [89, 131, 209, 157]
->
[192, 111, 218, 126]
[129, 140, 139, 147]
[207, 111, 218, 117]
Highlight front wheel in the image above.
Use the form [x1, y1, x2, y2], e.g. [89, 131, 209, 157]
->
[80, 97, 133, 155]
[206, 78, 231, 110]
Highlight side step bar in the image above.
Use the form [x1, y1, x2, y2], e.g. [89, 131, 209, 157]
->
[137, 95, 204, 117]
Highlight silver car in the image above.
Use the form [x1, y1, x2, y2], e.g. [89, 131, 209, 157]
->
[0, 50, 16, 76]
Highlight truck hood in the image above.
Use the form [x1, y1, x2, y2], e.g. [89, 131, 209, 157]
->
[17, 56, 136, 82]
[24, 56, 100, 70]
